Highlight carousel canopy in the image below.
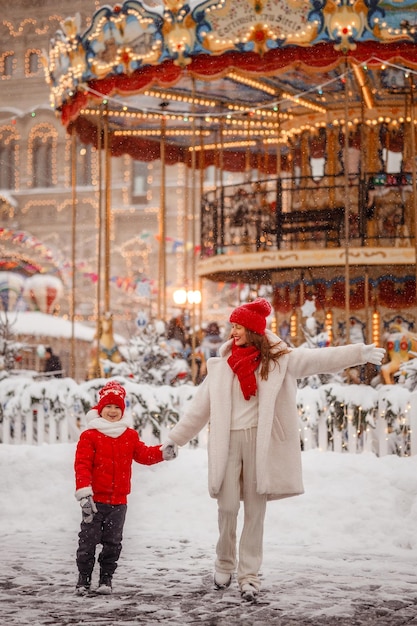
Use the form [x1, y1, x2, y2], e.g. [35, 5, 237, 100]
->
[46, 0, 417, 171]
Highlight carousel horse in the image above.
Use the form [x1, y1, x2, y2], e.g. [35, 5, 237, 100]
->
[87, 313, 123, 379]
[381, 325, 417, 385]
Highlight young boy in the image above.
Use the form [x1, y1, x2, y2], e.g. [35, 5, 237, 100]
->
[74, 380, 177, 595]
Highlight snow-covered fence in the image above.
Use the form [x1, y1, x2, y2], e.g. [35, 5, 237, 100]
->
[0, 376, 414, 456]
[298, 383, 414, 456]
[0, 376, 197, 447]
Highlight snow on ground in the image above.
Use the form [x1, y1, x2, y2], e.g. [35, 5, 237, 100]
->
[1, 444, 417, 625]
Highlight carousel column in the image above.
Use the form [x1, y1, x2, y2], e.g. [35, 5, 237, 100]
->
[358, 100, 367, 246]
[182, 164, 189, 288]
[198, 133, 205, 335]
[210, 130, 221, 258]
[365, 124, 379, 243]
[408, 76, 417, 304]
[403, 89, 414, 248]
[103, 109, 111, 314]
[90, 106, 105, 380]
[365, 266, 370, 343]
[189, 84, 200, 383]
[299, 131, 309, 248]
[219, 117, 225, 255]
[300, 130, 309, 204]
[245, 116, 251, 182]
[70, 131, 77, 379]
[274, 107, 282, 253]
[158, 117, 167, 321]
[343, 62, 351, 343]
[326, 126, 337, 209]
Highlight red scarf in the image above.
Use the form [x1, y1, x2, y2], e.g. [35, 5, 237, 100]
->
[227, 343, 261, 400]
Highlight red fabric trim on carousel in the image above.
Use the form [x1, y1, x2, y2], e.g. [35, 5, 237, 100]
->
[59, 41, 417, 127]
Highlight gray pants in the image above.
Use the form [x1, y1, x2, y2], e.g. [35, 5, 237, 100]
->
[76, 503, 127, 579]
[215, 427, 267, 591]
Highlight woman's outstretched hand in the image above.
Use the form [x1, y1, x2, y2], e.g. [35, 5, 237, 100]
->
[363, 343, 385, 365]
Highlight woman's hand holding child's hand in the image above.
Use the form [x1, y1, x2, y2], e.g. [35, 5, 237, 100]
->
[161, 439, 178, 461]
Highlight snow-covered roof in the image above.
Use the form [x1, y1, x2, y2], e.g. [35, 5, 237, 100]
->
[5, 311, 97, 342]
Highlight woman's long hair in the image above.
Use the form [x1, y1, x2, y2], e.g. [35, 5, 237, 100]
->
[245, 329, 290, 380]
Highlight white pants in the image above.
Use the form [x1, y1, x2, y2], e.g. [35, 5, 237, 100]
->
[215, 427, 267, 590]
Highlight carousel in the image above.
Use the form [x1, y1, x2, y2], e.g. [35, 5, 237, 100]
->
[46, 0, 417, 370]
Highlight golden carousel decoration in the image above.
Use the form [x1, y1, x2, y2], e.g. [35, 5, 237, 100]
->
[46, 0, 417, 380]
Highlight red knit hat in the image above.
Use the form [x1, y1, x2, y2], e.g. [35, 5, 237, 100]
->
[95, 381, 126, 416]
[230, 298, 272, 335]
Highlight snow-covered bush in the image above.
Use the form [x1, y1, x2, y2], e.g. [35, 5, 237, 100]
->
[102, 323, 191, 386]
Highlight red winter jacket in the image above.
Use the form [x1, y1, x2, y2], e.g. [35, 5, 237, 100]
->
[74, 428, 164, 505]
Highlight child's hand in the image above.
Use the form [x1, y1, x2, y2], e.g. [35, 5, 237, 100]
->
[79, 495, 97, 523]
[161, 439, 178, 461]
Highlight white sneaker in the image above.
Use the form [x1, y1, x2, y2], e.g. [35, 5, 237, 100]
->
[240, 583, 258, 601]
[214, 571, 232, 589]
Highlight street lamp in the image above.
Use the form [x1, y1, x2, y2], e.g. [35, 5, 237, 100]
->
[173, 288, 202, 383]
[173, 289, 201, 307]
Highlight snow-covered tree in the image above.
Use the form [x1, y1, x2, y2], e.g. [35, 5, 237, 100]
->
[395, 357, 417, 391]
[103, 322, 191, 386]
[0, 311, 27, 376]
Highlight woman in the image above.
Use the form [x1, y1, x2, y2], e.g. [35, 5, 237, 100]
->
[163, 298, 385, 602]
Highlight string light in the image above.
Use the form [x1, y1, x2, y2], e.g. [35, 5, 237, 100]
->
[227, 72, 277, 96]
[143, 88, 218, 108]
[114, 129, 211, 137]
[290, 311, 297, 338]
[372, 310, 380, 346]
[325, 310, 333, 344]
[189, 140, 257, 152]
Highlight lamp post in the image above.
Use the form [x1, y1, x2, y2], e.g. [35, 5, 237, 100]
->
[173, 288, 202, 383]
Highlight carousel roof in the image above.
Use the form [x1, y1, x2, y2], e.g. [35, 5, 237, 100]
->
[46, 0, 417, 168]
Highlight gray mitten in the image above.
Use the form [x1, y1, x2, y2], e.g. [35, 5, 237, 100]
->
[161, 438, 178, 461]
[79, 495, 98, 524]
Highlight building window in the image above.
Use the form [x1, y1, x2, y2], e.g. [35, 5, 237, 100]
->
[132, 160, 148, 202]
[29, 124, 57, 188]
[33, 136, 53, 188]
[2, 53, 15, 78]
[0, 139, 16, 189]
[77, 144, 94, 186]
[26, 50, 41, 76]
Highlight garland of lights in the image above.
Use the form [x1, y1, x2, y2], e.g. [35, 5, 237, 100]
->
[1, 57, 417, 144]
[0, 226, 200, 294]
[77, 57, 417, 123]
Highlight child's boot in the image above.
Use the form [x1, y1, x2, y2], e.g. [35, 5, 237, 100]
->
[75, 572, 91, 595]
[96, 572, 112, 595]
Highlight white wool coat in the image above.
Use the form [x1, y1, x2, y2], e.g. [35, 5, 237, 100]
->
[169, 330, 370, 501]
